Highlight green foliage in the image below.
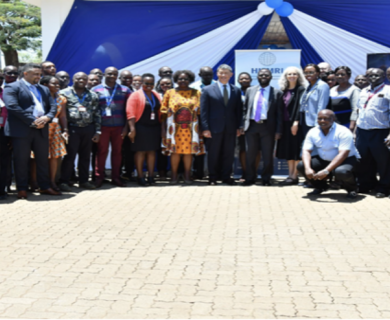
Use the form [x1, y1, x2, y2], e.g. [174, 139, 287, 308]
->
[0, 0, 41, 52]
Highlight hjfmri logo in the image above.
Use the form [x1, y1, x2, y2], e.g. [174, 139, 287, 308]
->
[259, 52, 277, 66]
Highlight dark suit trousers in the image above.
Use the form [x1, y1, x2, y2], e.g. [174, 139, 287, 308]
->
[122, 136, 135, 177]
[245, 120, 274, 182]
[12, 128, 50, 191]
[61, 125, 94, 185]
[0, 128, 11, 194]
[355, 128, 390, 193]
[205, 131, 236, 180]
[297, 156, 358, 191]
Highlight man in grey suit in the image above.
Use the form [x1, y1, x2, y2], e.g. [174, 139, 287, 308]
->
[242, 69, 283, 186]
[201, 64, 243, 185]
[3, 63, 60, 199]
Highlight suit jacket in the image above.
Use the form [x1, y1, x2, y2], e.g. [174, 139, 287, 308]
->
[287, 85, 305, 122]
[200, 82, 243, 134]
[3, 80, 57, 138]
[243, 85, 283, 134]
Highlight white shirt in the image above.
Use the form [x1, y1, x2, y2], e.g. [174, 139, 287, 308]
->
[22, 78, 45, 117]
[190, 79, 216, 92]
[303, 122, 360, 161]
[217, 81, 230, 99]
[251, 85, 270, 120]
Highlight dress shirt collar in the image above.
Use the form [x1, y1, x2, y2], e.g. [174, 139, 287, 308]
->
[103, 82, 118, 90]
[22, 78, 36, 88]
[259, 85, 270, 93]
[369, 82, 385, 92]
[319, 122, 336, 136]
[217, 81, 229, 89]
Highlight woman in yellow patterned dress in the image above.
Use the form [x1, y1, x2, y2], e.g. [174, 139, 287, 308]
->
[37, 76, 68, 191]
[161, 70, 204, 185]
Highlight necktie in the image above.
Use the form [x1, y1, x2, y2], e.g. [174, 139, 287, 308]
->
[255, 88, 265, 122]
[223, 85, 229, 106]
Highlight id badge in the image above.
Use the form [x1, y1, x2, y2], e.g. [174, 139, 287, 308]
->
[106, 107, 112, 117]
[0, 117, 3, 125]
[79, 106, 87, 112]
[150, 112, 155, 120]
[52, 117, 59, 123]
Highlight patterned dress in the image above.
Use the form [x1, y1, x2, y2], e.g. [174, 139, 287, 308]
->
[48, 96, 67, 158]
[161, 88, 204, 155]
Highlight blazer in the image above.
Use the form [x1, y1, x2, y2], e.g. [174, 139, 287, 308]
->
[126, 89, 162, 122]
[243, 85, 284, 134]
[3, 80, 56, 138]
[200, 82, 243, 134]
[287, 85, 306, 122]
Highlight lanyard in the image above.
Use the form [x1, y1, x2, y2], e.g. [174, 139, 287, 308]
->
[74, 90, 87, 105]
[144, 90, 156, 111]
[364, 84, 385, 108]
[105, 84, 118, 107]
[301, 81, 319, 106]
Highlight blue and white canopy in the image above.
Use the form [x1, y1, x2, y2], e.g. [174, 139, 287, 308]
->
[48, 0, 390, 81]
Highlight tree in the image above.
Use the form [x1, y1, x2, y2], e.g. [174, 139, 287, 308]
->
[0, 0, 41, 67]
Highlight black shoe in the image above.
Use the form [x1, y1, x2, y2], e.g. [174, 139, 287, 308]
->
[137, 177, 148, 186]
[376, 192, 386, 198]
[262, 180, 272, 186]
[0, 194, 8, 200]
[147, 177, 156, 185]
[302, 181, 314, 188]
[208, 180, 217, 186]
[222, 178, 236, 185]
[242, 180, 255, 186]
[308, 188, 325, 196]
[358, 188, 372, 194]
[279, 178, 298, 186]
[346, 191, 357, 199]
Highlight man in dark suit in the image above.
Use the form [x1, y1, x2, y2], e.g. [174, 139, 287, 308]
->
[3, 63, 61, 199]
[201, 64, 243, 185]
[242, 69, 283, 186]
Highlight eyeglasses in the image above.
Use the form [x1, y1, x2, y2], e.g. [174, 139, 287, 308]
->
[5, 72, 18, 76]
[143, 82, 154, 85]
[304, 72, 316, 75]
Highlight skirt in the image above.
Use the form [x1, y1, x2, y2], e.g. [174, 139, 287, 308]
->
[276, 120, 303, 161]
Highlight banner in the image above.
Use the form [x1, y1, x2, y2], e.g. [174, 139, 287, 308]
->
[234, 49, 301, 177]
[235, 49, 301, 88]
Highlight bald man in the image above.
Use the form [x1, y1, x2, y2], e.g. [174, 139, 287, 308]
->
[92, 67, 131, 187]
[119, 70, 134, 92]
[58, 72, 101, 192]
[355, 68, 390, 198]
[318, 62, 332, 79]
[297, 109, 360, 198]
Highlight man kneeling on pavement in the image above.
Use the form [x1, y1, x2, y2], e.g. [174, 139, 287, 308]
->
[297, 109, 360, 198]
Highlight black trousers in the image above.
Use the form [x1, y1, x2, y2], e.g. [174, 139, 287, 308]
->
[205, 131, 236, 180]
[122, 136, 135, 178]
[300, 112, 313, 138]
[297, 155, 358, 191]
[355, 127, 390, 193]
[61, 125, 94, 185]
[0, 129, 11, 195]
[12, 128, 50, 191]
[245, 120, 274, 182]
[193, 154, 205, 179]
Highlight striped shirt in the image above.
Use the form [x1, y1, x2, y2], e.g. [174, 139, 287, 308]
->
[356, 84, 390, 130]
[92, 83, 131, 127]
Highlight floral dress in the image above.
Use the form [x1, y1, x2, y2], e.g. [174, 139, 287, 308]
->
[161, 88, 204, 155]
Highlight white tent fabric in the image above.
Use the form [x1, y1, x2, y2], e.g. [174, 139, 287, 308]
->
[289, 9, 390, 80]
[119, 10, 264, 80]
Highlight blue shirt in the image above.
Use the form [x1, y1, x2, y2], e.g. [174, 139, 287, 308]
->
[356, 84, 390, 130]
[303, 122, 360, 161]
[300, 79, 330, 127]
[217, 81, 230, 99]
[251, 85, 270, 120]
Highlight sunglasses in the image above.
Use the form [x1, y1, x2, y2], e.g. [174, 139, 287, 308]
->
[5, 72, 19, 76]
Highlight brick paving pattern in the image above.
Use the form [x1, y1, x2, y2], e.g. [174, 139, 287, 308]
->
[1, 181, 390, 318]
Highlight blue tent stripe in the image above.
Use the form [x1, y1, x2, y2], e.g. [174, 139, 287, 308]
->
[47, 0, 261, 77]
[212, 14, 272, 83]
[280, 16, 323, 67]
[290, 0, 390, 48]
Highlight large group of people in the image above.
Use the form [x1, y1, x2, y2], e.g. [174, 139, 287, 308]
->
[0, 59, 390, 201]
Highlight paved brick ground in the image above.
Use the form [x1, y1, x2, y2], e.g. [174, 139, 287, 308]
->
[1, 180, 390, 319]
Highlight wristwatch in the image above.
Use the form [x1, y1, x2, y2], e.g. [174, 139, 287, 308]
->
[96, 131, 101, 135]
[322, 169, 330, 175]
